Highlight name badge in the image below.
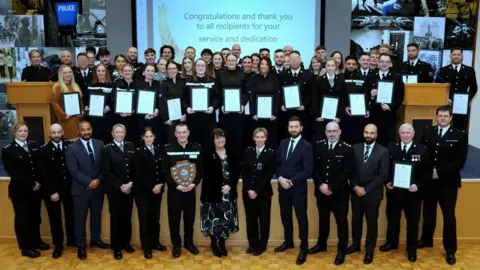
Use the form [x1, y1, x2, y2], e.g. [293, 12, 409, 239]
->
[335, 155, 344, 158]
[189, 155, 197, 159]
[411, 154, 421, 162]
[446, 140, 458, 142]
[257, 163, 263, 170]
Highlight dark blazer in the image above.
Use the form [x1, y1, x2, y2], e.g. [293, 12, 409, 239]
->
[365, 69, 405, 120]
[37, 139, 73, 196]
[65, 139, 104, 196]
[276, 137, 313, 193]
[241, 146, 275, 196]
[132, 144, 165, 193]
[201, 148, 240, 203]
[312, 73, 347, 119]
[351, 142, 389, 200]
[278, 68, 315, 108]
[399, 59, 434, 83]
[101, 141, 136, 194]
[435, 64, 478, 101]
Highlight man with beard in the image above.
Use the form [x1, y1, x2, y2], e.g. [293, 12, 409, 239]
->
[134, 48, 157, 81]
[97, 47, 114, 74]
[184, 46, 196, 60]
[66, 121, 110, 260]
[127, 47, 143, 69]
[37, 124, 76, 258]
[272, 49, 285, 75]
[346, 124, 389, 265]
[275, 116, 313, 265]
[399, 43, 434, 83]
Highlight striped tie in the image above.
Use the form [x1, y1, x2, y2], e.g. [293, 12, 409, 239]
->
[364, 145, 371, 163]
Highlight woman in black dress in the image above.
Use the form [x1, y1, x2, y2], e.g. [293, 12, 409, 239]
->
[212, 52, 224, 78]
[200, 128, 240, 257]
[136, 64, 161, 145]
[112, 63, 138, 143]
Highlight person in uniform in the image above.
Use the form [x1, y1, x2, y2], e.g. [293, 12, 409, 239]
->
[134, 48, 157, 80]
[76, 53, 93, 91]
[112, 63, 138, 143]
[101, 124, 136, 260]
[37, 124, 76, 258]
[380, 123, 432, 262]
[272, 49, 285, 75]
[2, 122, 48, 258]
[127, 47, 143, 70]
[308, 121, 354, 265]
[21, 49, 50, 82]
[50, 50, 85, 88]
[136, 64, 161, 145]
[132, 127, 167, 259]
[369, 50, 380, 71]
[399, 43, 434, 83]
[418, 106, 468, 265]
[435, 47, 477, 131]
[162, 123, 203, 258]
[242, 127, 275, 256]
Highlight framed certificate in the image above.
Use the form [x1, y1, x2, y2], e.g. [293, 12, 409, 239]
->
[191, 87, 209, 111]
[402, 75, 418, 84]
[320, 96, 339, 120]
[282, 85, 301, 110]
[88, 93, 105, 118]
[348, 93, 366, 117]
[392, 162, 413, 189]
[376, 80, 394, 104]
[114, 91, 134, 114]
[62, 92, 81, 116]
[223, 88, 241, 113]
[452, 92, 469, 115]
[167, 98, 182, 121]
[256, 95, 273, 119]
[136, 89, 156, 115]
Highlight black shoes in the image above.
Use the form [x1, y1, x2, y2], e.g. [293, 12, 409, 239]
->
[211, 242, 222, 258]
[446, 252, 456, 265]
[36, 241, 50, 251]
[184, 244, 199, 255]
[334, 252, 346, 265]
[408, 252, 417, 262]
[364, 252, 374, 264]
[296, 251, 307, 265]
[144, 249, 152, 259]
[153, 243, 167, 251]
[113, 250, 123, 260]
[172, 246, 181, 258]
[379, 243, 398, 252]
[124, 244, 135, 253]
[90, 240, 110, 249]
[52, 246, 63, 259]
[246, 247, 255, 254]
[77, 246, 87, 260]
[274, 242, 294, 252]
[253, 248, 266, 256]
[345, 245, 360, 254]
[21, 249, 40, 258]
[307, 244, 327, 254]
[218, 240, 227, 256]
[418, 239, 433, 248]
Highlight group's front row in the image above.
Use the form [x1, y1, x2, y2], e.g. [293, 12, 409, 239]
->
[2, 106, 467, 266]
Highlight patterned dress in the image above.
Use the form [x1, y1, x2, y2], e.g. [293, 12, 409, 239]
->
[200, 155, 239, 239]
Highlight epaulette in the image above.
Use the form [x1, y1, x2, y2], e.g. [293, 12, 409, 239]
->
[3, 143, 11, 149]
[41, 143, 47, 148]
[164, 143, 172, 148]
[316, 139, 325, 144]
[136, 147, 140, 150]
[341, 142, 351, 147]
[267, 148, 274, 152]
[191, 142, 202, 148]
[247, 146, 255, 150]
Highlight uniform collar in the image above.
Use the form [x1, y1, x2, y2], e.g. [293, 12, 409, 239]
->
[15, 139, 27, 147]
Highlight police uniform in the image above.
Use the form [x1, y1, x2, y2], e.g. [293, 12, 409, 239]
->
[136, 79, 164, 146]
[159, 77, 187, 143]
[419, 125, 468, 254]
[343, 69, 369, 144]
[102, 141, 136, 253]
[162, 141, 203, 248]
[21, 65, 51, 82]
[399, 59, 434, 83]
[435, 64, 477, 131]
[241, 146, 275, 252]
[311, 139, 354, 255]
[2, 140, 42, 252]
[76, 68, 93, 92]
[112, 78, 139, 143]
[37, 139, 75, 248]
[383, 141, 432, 257]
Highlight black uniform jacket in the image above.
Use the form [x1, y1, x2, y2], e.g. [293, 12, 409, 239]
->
[132, 144, 165, 193]
[101, 141, 136, 194]
[37, 139, 73, 196]
[241, 146, 276, 197]
[162, 141, 203, 190]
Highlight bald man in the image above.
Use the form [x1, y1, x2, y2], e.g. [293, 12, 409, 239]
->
[37, 124, 76, 258]
[231, 44, 242, 65]
[283, 45, 293, 56]
[347, 124, 389, 264]
[127, 47, 142, 69]
[379, 124, 431, 262]
[50, 50, 86, 90]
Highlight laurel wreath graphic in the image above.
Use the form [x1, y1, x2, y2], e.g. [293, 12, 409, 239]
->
[159, 4, 183, 60]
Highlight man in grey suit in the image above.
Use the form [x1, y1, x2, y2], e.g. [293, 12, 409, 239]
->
[66, 121, 109, 260]
[345, 124, 389, 264]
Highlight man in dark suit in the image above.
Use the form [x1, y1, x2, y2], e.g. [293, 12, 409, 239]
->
[358, 52, 374, 78]
[275, 116, 313, 265]
[399, 43, 434, 83]
[346, 124, 389, 264]
[271, 49, 285, 75]
[65, 121, 110, 260]
[380, 123, 432, 262]
[418, 106, 468, 265]
[309, 122, 354, 265]
[435, 47, 477, 131]
[37, 124, 75, 258]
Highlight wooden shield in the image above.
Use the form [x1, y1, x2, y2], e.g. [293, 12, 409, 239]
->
[170, 160, 197, 187]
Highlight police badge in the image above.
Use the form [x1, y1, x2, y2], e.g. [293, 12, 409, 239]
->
[170, 160, 197, 187]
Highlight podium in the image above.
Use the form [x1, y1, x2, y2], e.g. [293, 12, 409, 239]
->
[5, 82, 55, 144]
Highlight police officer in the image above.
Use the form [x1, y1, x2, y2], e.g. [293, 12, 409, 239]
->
[399, 43, 434, 83]
[418, 106, 468, 265]
[242, 127, 275, 256]
[37, 124, 75, 259]
[101, 124, 136, 260]
[21, 49, 50, 82]
[308, 122, 354, 266]
[380, 123, 432, 263]
[163, 123, 203, 258]
[435, 47, 477, 131]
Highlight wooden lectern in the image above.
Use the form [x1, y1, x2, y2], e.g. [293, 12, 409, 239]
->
[5, 82, 55, 144]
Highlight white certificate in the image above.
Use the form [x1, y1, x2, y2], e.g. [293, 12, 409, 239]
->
[283, 85, 301, 109]
[136, 90, 156, 115]
[88, 94, 105, 117]
[224, 88, 241, 112]
[452, 93, 469, 115]
[376, 81, 394, 104]
[349, 93, 366, 116]
[244, 102, 250, 115]
[393, 162, 413, 189]
[320, 96, 339, 120]
[115, 91, 133, 114]
[402, 75, 418, 84]
[191, 88, 209, 111]
[62, 92, 81, 116]
[167, 98, 182, 121]
[257, 96, 273, 119]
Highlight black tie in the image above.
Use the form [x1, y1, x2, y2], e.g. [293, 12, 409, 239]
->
[364, 145, 370, 162]
[363, 71, 367, 76]
[287, 140, 295, 160]
[329, 143, 333, 151]
[86, 140, 95, 165]
[455, 65, 459, 73]
[438, 128, 442, 137]
[382, 73, 386, 80]
[293, 72, 297, 78]
[57, 143, 61, 151]
[410, 61, 414, 67]
[403, 144, 407, 154]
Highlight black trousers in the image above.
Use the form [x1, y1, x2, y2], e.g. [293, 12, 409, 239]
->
[385, 191, 421, 252]
[187, 113, 216, 150]
[315, 189, 350, 252]
[167, 189, 196, 247]
[219, 112, 245, 157]
[43, 190, 75, 247]
[278, 189, 309, 251]
[10, 192, 42, 250]
[252, 119, 278, 149]
[135, 190, 162, 250]
[73, 188, 104, 246]
[421, 182, 458, 253]
[243, 192, 271, 249]
[108, 192, 134, 251]
[351, 194, 381, 253]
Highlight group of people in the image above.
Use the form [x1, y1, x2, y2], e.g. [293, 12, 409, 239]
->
[5, 42, 474, 266]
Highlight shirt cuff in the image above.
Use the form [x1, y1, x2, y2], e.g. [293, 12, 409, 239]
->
[287, 180, 294, 186]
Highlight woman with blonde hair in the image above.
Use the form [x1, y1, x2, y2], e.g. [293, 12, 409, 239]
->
[51, 65, 84, 138]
